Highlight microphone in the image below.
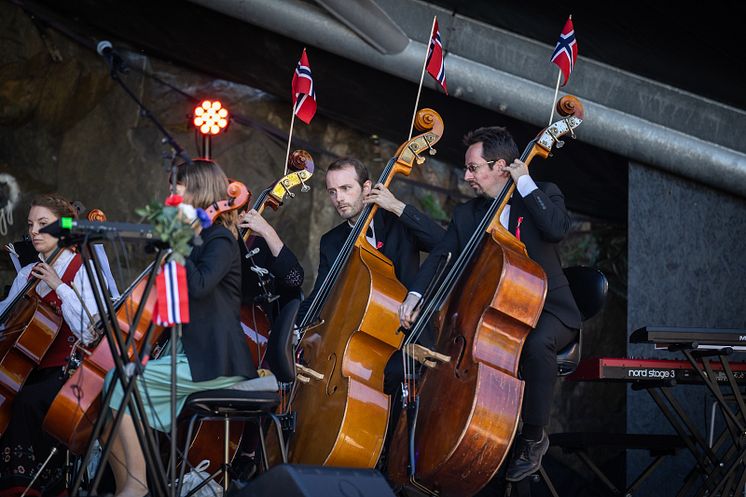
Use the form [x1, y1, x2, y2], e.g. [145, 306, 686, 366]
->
[40, 218, 157, 241]
[39, 219, 68, 238]
[96, 40, 128, 73]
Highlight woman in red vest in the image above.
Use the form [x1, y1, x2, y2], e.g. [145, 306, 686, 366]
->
[0, 193, 99, 497]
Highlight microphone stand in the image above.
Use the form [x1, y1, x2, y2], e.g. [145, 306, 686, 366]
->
[101, 46, 192, 167]
[99, 46, 191, 497]
[61, 235, 170, 497]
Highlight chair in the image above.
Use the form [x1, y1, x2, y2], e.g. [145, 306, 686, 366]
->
[175, 296, 301, 496]
[555, 266, 609, 376]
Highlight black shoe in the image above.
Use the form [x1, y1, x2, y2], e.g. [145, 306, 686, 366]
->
[505, 430, 549, 482]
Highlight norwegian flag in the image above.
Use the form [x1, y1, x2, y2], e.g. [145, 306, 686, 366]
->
[550, 16, 578, 86]
[425, 19, 448, 94]
[153, 260, 190, 326]
[291, 48, 317, 124]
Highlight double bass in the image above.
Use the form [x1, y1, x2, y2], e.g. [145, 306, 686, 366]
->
[184, 154, 313, 475]
[239, 150, 314, 367]
[282, 109, 443, 467]
[0, 209, 107, 436]
[387, 97, 584, 496]
[42, 182, 251, 454]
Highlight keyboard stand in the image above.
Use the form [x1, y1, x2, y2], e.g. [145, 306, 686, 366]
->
[633, 380, 718, 497]
[549, 431, 685, 496]
[681, 347, 746, 497]
[639, 344, 746, 497]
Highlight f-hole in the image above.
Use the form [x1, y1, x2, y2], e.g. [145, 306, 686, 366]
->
[453, 335, 468, 378]
[325, 352, 337, 396]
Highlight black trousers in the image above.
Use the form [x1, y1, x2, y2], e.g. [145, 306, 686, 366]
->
[0, 367, 67, 497]
[519, 311, 577, 428]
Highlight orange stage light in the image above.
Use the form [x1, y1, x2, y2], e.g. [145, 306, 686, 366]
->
[193, 100, 229, 135]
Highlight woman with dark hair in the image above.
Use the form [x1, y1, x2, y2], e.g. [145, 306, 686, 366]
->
[0, 193, 99, 497]
[105, 159, 257, 497]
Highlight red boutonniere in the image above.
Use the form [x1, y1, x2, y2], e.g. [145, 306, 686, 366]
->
[516, 216, 524, 241]
[376, 241, 383, 249]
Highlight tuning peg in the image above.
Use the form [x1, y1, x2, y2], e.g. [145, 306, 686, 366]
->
[566, 121, 577, 139]
[281, 183, 296, 198]
[548, 128, 565, 148]
[300, 178, 310, 193]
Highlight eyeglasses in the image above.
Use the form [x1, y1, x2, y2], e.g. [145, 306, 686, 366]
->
[464, 160, 495, 173]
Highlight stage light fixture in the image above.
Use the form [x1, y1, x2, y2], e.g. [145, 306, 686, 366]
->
[193, 100, 229, 136]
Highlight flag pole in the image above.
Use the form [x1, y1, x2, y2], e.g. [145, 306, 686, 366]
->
[284, 111, 296, 175]
[408, 15, 437, 140]
[548, 69, 562, 125]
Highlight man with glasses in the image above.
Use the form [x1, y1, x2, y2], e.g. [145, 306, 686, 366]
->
[399, 126, 581, 482]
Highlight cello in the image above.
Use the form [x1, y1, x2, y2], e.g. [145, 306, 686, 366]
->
[239, 149, 314, 367]
[0, 208, 107, 436]
[282, 109, 443, 467]
[387, 96, 584, 496]
[42, 182, 251, 455]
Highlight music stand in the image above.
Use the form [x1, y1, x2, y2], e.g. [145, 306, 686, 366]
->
[54, 229, 171, 497]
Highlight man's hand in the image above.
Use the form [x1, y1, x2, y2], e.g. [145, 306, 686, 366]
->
[399, 292, 421, 329]
[364, 183, 406, 217]
[501, 159, 529, 183]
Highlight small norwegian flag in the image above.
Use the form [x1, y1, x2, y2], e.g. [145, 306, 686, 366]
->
[550, 16, 578, 86]
[153, 260, 190, 326]
[291, 48, 317, 124]
[426, 18, 448, 94]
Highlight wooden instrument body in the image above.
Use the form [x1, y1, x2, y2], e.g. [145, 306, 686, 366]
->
[288, 243, 406, 467]
[43, 181, 253, 455]
[240, 303, 271, 368]
[281, 111, 442, 468]
[388, 226, 547, 496]
[43, 274, 163, 454]
[0, 294, 63, 435]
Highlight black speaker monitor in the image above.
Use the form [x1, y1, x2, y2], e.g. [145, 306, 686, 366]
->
[232, 464, 396, 497]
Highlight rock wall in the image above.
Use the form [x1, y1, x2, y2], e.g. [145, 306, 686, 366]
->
[0, 2, 627, 490]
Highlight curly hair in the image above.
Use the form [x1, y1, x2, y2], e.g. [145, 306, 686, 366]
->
[30, 193, 77, 220]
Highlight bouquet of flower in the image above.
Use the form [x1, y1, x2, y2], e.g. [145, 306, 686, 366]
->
[135, 194, 209, 265]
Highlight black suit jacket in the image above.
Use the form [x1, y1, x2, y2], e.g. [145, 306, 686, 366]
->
[298, 204, 445, 323]
[412, 182, 581, 329]
[182, 224, 257, 382]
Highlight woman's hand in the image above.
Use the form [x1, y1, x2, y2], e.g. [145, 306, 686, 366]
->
[31, 262, 63, 290]
[239, 210, 277, 239]
[239, 209, 284, 257]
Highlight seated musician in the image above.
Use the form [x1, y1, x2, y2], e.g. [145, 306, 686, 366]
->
[298, 157, 444, 327]
[0, 194, 99, 497]
[297, 157, 444, 464]
[238, 209, 304, 317]
[399, 126, 582, 482]
[105, 159, 257, 497]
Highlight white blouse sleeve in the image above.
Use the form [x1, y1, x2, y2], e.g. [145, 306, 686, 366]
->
[54, 262, 103, 345]
[0, 264, 34, 318]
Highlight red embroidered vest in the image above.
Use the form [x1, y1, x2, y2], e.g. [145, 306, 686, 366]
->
[38, 254, 84, 369]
